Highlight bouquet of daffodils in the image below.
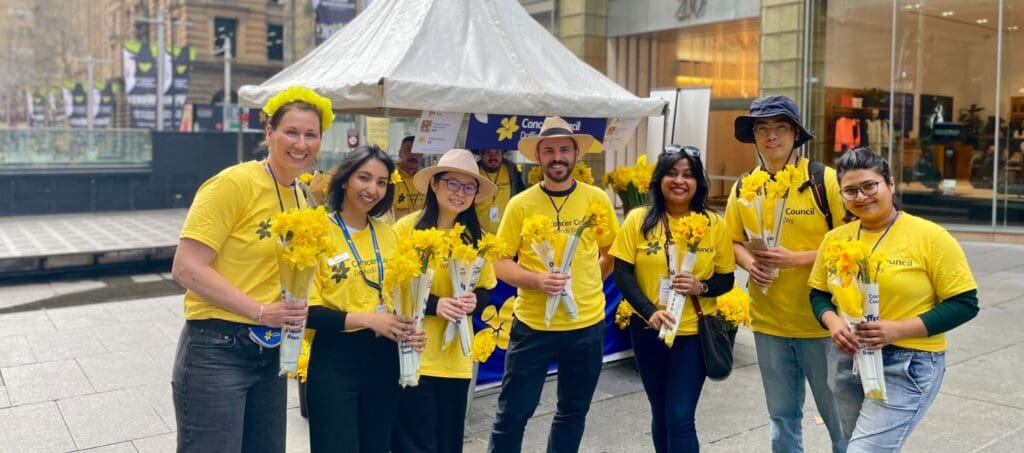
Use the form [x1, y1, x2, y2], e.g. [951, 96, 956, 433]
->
[822, 236, 888, 401]
[442, 227, 511, 357]
[715, 286, 752, 330]
[386, 228, 449, 387]
[603, 155, 654, 210]
[270, 206, 336, 376]
[660, 212, 709, 346]
[523, 201, 611, 326]
[736, 165, 802, 292]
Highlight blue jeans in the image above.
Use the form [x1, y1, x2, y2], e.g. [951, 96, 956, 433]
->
[172, 320, 286, 453]
[754, 332, 846, 453]
[630, 316, 706, 453]
[489, 319, 606, 453]
[827, 344, 945, 452]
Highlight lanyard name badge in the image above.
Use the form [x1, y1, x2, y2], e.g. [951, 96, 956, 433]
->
[658, 216, 675, 307]
[486, 169, 502, 223]
[249, 162, 303, 348]
[332, 213, 386, 312]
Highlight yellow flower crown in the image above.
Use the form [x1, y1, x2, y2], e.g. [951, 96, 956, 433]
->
[261, 86, 336, 132]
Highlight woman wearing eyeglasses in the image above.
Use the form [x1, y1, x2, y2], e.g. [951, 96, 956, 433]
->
[391, 149, 499, 453]
[610, 145, 736, 452]
[809, 147, 978, 451]
[305, 145, 427, 453]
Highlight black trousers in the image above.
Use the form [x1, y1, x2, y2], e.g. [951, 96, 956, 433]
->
[307, 329, 400, 453]
[392, 375, 471, 453]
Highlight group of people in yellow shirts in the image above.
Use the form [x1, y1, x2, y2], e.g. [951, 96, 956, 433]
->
[170, 87, 978, 453]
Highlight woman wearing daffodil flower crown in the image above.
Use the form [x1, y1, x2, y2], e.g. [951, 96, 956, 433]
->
[171, 86, 331, 452]
[390, 148, 499, 453]
[305, 145, 427, 453]
[610, 145, 736, 452]
[809, 147, 978, 452]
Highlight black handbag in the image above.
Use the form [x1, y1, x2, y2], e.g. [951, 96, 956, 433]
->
[690, 295, 735, 381]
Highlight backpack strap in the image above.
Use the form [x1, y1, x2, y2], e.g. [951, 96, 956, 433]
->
[797, 161, 834, 230]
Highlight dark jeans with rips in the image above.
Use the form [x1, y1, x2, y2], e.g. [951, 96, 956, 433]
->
[488, 319, 606, 453]
[630, 316, 707, 453]
[172, 320, 286, 453]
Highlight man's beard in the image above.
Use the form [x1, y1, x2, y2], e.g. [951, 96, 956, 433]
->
[542, 160, 574, 183]
[480, 159, 502, 173]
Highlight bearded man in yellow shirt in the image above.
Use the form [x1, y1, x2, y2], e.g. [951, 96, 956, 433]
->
[725, 95, 848, 453]
[487, 117, 619, 453]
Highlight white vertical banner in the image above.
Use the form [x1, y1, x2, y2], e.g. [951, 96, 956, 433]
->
[671, 87, 711, 161]
[412, 110, 463, 154]
[646, 88, 676, 160]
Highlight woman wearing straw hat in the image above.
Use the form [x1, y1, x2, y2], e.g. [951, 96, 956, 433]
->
[391, 148, 498, 453]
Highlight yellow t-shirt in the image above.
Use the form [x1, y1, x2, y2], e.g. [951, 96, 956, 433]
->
[392, 168, 425, 220]
[724, 158, 846, 338]
[497, 183, 619, 331]
[475, 164, 514, 234]
[393, 212, 498, 379]
[309, 216, 398, 332]
[609, 207, 735, 335]
[180, 161, 307, 323]
[809, 213, 976, 352]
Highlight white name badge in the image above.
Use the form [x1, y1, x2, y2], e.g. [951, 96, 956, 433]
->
[489, 205, 500, 223]
[327, 252, 350, 266]
[658, 276, 672, 307]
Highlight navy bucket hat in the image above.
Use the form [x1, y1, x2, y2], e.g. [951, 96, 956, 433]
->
[734, 95, 815, 148]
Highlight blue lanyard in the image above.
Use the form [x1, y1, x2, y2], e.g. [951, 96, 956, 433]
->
[332, 213, 384, 303]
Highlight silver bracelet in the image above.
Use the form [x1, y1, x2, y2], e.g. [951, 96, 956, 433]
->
[257, 305, 265, 325]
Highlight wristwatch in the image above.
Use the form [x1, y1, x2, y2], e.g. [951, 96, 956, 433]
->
[699, 282, 709, 296]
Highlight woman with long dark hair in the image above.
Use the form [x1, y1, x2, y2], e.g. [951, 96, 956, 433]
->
[390, 148, 498, 453]
[305, 145, 426, 453]
[610, 145, 736, 452]
[809, 147, 978, 451]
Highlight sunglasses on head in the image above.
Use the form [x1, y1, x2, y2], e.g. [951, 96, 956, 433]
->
[663, 145, 701, 159]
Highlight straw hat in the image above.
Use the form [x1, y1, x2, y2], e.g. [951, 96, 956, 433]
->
[413, 149, 498, 201]
[516, 116, 595, 164]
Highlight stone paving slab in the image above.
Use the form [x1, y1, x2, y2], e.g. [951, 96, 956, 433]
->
[58, 388, 169, 450]
[0, 210, 186, 259]
[2, 359, 94, 405]
[0, 401, 77, 452]
[132, 432, 176, 453]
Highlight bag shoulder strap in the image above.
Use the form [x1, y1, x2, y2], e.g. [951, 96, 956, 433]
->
[689, 295, 705, 319]
[796, 160, 834, 230]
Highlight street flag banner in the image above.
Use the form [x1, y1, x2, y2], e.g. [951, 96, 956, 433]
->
[64, 82, 89, 128]
[312, 0, 357, 45]
[466, 114, 607, 152]
[124, 41, 190, 130]
[169, 46, 197, 128]
[91, 81, 118, 128]
[412, 110, 463, 154]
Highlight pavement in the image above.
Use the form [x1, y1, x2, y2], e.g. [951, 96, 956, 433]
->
[0, 227, 1023, 451]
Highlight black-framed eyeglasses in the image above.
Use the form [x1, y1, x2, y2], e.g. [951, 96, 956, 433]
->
[439, 177, 478, 195]
[752, 123, 794, 138]
[663, 144, 701, 158]
[840, 180, 883, 200]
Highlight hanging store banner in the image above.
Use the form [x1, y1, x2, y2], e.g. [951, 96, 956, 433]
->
[601, 118, 641, 155]
[466, 114, 607, 152]
[365, 116, 390, 149]
[312, 0, 357, 45]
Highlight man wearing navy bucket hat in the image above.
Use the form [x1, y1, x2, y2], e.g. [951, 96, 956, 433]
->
[725, 95, 849, 452]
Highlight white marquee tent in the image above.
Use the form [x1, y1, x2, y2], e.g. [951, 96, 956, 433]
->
[238, 0, 666, 119]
